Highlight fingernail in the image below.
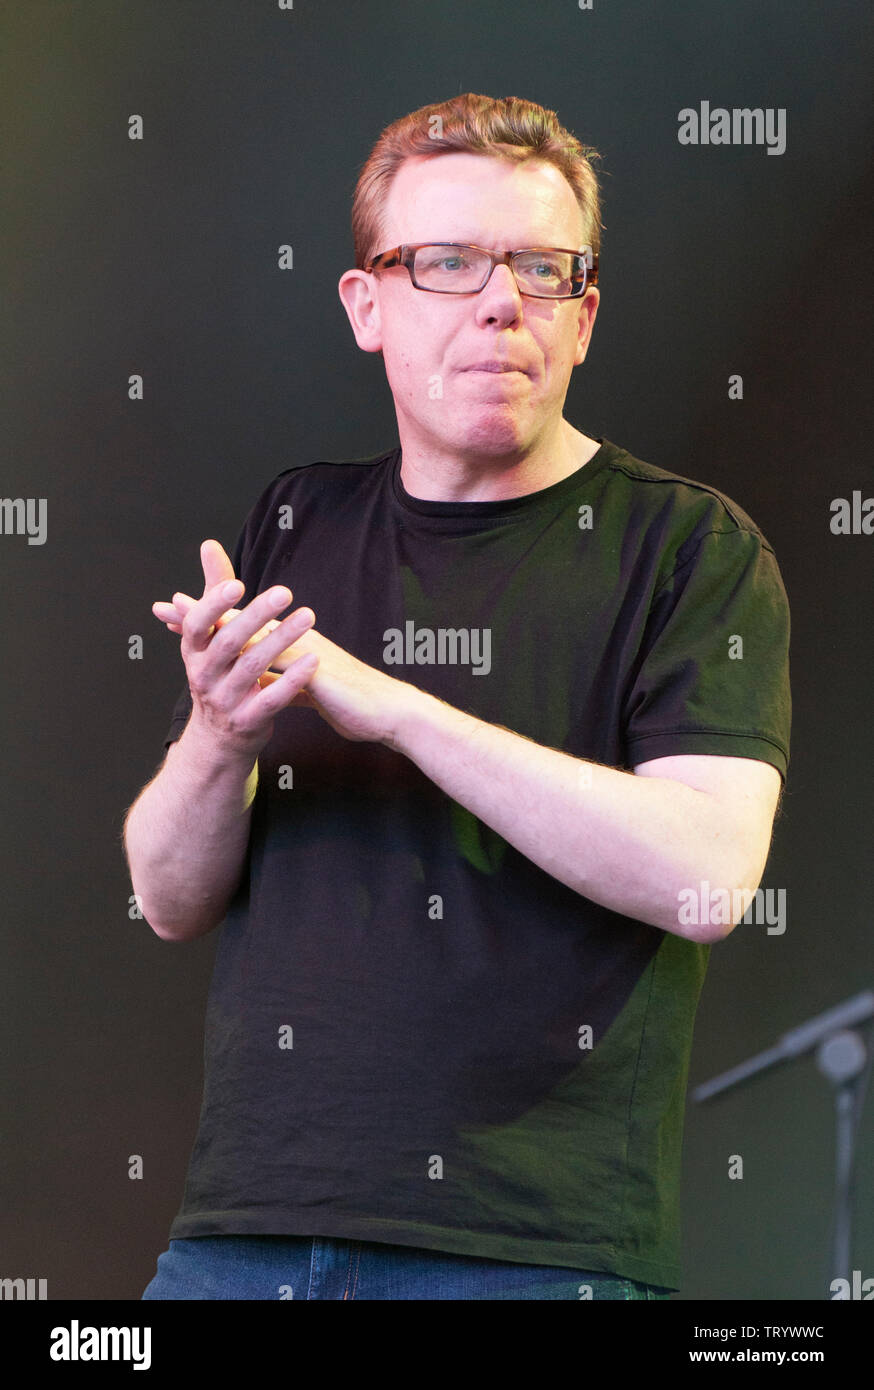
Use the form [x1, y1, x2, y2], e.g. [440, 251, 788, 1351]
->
[223, 581, 242, 599]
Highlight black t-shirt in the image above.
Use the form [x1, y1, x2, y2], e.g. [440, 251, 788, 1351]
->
[160, 438, 791, 1290]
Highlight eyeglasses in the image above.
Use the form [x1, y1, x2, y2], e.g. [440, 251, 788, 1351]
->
[364, 243, 598, 299]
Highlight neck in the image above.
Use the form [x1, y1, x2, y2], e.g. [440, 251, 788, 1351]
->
[397, 420, 601, 503]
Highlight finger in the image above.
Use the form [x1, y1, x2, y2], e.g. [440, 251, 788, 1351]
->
[240, 617, 280, 652]
[233, 652, 320, 729]
[169, 591, 197, 615]
[259, 624, 322, 673]
[156, 594, 235, 627]
[190, 586, 297, 673]
[153, 600, 185, 624]
[258, 670, 311, 699]
[216, 606, 316, 703]
[155, 597, 275, 649]
[153, 592, 199, 632]
[180, 580, 255, 656]
[200, 539, 237, 595]
[257, 671, 312, 701]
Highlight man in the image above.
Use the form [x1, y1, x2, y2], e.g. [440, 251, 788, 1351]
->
[125, 93, 790, 1300]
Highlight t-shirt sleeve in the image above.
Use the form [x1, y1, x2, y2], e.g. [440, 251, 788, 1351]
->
[161, 521, 250, 753]
[623, 527, 791, 780]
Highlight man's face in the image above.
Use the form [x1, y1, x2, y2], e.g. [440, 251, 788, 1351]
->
[339, 151, 599, 461]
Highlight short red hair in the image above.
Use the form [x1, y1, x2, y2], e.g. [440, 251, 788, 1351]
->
[351, 93, 604, 270]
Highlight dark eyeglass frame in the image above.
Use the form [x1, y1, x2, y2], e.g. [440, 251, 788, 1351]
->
[364, 242, 599, 298]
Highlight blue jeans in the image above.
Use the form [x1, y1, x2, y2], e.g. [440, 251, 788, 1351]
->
[141, 1235, 673, 1300]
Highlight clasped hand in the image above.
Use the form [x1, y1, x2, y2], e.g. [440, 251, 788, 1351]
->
[152, 539, 412, 748]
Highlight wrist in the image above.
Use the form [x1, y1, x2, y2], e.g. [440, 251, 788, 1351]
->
[382, 681, 448, 756]
[180, 709, 262, 780]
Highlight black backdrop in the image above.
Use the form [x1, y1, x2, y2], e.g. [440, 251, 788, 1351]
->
[2, 0, 872, 1301]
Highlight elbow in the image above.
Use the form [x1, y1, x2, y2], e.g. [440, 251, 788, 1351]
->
[128, 876, 220, 944]
[671, 855, 768, 945]
[141, 894, 223, 942]
[145, 912, 220, 944]
[128, 883, 179, 941]
[692, 916, 735, 946]
[145, 913, 187, 943]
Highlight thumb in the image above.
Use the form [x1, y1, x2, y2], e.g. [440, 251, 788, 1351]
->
[200, 538, 237, 594]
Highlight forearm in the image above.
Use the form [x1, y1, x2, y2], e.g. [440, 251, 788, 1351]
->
[123, 718, 259, 942]
[388, 687, 737, 940]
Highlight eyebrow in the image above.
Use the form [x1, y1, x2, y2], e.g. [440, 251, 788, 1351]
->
[410, 239, 570, 250]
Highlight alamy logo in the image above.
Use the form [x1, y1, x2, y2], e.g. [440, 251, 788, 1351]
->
[830, 492, 874, 534]
[383, 622, 491, 675]
[0, 1275, 47, 1299]
[678, 101, 787, 155]
[50, 1320, 151, 1371]
[677, 882, 786, 934]
[830, 1270, 874, 1300]
[0, 497, 47, 545]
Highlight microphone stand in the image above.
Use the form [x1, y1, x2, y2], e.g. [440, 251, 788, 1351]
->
[691, 990, 874, 1297]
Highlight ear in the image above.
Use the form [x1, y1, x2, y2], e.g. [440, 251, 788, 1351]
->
[338, 269, 384, 353]
[573, 286, 600, 367]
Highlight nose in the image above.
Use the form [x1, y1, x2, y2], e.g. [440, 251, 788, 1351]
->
[484, 261, 522, 295]
[476, 262, 523, 322]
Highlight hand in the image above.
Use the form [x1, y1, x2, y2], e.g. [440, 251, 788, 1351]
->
[154, 545, 417, 746]
[154, 539, 322, 760]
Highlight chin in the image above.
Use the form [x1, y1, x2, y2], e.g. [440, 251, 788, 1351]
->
[454, 426, 529, 459]
[461, 408, 529, 442]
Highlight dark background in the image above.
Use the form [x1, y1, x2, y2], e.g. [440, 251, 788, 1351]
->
[2, 0, 872, 1301]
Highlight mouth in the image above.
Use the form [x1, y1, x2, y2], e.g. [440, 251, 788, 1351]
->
[464, 364, 527, 374]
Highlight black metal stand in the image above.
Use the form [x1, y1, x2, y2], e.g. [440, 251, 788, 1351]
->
[691, 990, 874, 1297]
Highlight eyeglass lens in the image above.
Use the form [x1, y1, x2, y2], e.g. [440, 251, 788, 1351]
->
[412, 245, 582, 295]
